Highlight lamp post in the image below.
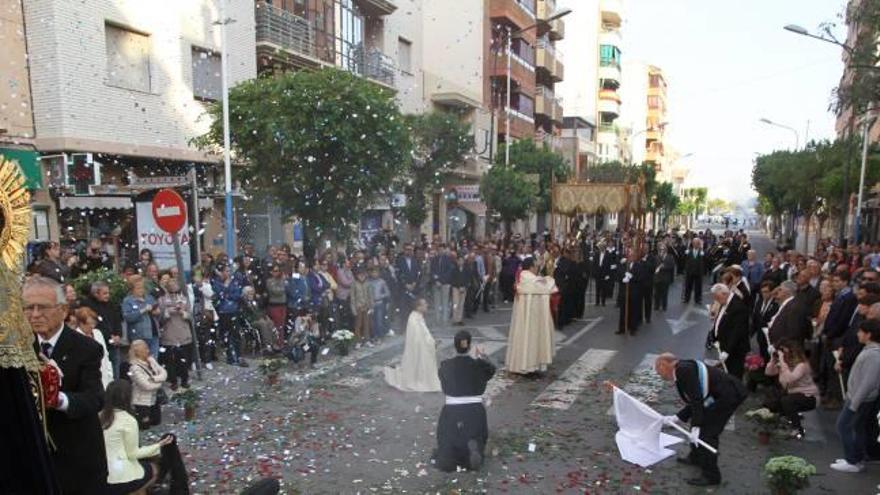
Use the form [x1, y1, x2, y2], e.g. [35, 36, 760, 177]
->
[759, 118, 800, 150]
[784, 24, 854, 245]
[216, 0, 236, 259]
[856, 112, 877, 243]
[503, 8, 573, 167]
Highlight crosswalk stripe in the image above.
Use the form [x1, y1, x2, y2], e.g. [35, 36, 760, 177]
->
[606, 353, 661, 416]
[531, 349, 617, 410]
[560, 317, 604, 347]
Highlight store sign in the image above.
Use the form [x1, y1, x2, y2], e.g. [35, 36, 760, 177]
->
[450, 185, 480, 202]
[136, 201, 192, 271]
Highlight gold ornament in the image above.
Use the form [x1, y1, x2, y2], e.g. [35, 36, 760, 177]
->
[0, 155, 38, 371]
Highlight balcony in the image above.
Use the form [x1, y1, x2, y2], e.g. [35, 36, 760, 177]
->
[554, 57, 564, 82]
[255, 2, 396, 88]
[491, 51, 536, 95]
[598, 89, 621, 117]
[490, 0, 537, 34]
[600, 0, 622, 27]
[598, 64, 621, 86]
[353, 0, 397, 16]
[646, 149, 663, 163]
[535, 86, 554, 118]
[551, 17, 565, 40]
[536, 42, 557, 80]
[536, 0, 564, 40]
[599, 29, 622, 49]
[646, 129, 662, 141]
[552, 97, 564, 124]
[504, 108, 536, 139]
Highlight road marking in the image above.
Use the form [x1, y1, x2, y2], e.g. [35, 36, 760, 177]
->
[666, 305, 710, 335]
[474, 325, 508, 342]
[560, 317, 604, 347]
[606, 353, 661, 416]
[531, 349, 617, 410]
[285, 337, 400, 383]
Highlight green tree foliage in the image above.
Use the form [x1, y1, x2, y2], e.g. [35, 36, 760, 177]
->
[480, 165, 537, 229]
[653, 182, 680, 227]
[495, 140, 568, 214]
[194, 68, 412, 240]
[401, 112, 473, 229]
[585, 160, 629, 183]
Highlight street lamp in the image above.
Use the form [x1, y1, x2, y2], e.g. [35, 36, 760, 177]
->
[856, 112, 877, 242]
[784, 24, 854, 245]
[504, 8, 573, 167]
[759, 118, 800, 149]
[215, 0, 236, 259]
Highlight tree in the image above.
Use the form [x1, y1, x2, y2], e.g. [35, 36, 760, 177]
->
[830, 1, 880, 118]
[401, 112, 473, 233]
[706, 198, 732, 215]
[585, 160, 629, 183]
[496, 140, 568, 215]
[652, 182, 679, 228]
[194, 68, 412, 240]
[481, 165, 537, 231]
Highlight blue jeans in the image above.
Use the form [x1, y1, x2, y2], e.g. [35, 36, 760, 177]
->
[837, 400, 872, 464]
[371, 303, 386, 339]
[144, 337, 159, 359]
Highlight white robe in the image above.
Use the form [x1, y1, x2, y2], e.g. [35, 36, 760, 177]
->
[384, 311, 442, 392]
[506, 271, 557, 374]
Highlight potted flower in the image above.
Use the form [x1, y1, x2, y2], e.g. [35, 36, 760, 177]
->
[172, 388, 202, 421]
[259, 358, 286, 385]
[745, 352, 767, 392]
[746, 407, 779, 444]
[764, 456, 816, 494]
[331, 329, 356, 356]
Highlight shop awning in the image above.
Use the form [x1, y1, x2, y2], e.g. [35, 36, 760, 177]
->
[0, 148, 42, 190]
[59, 196, 132, 210]
[459, 201, 487, 217]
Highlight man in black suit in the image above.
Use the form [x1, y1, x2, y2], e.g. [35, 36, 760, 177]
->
[766, 280, 812, 349]
[683, 238, 706, 304]
[708, 284, 750, 380]
[24, 276, 107, 495]
[751, 281, 779, 362]
[637, 251, 656, 324]
[395, 244, 421, 311]
[593, 242, 617, 306]
[655, 353, 747, 487]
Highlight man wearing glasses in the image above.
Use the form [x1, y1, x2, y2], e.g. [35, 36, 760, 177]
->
[24, 276, 107, 495]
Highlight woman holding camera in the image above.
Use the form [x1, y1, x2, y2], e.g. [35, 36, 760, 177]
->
[764, 339, 819, 437]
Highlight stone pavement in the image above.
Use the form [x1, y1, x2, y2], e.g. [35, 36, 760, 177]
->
[146, 231, 879, 494]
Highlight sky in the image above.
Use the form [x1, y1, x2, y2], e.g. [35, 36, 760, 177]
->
[622, 0, 848, 205]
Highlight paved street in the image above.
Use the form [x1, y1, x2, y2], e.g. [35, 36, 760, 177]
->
[150, 232, 877, 494]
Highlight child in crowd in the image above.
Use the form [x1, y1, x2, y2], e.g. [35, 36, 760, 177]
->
[367, 267, 391, 341]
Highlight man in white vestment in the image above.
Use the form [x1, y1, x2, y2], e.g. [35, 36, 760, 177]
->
[506, 257, 557, 375]
[385, 298, 442, 392]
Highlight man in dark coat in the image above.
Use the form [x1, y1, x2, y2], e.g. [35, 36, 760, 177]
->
[751, 281, 779, 362]
[766, 281, 812, 348]
[435, 331, 496, 472]
[617, 251, 642, 334]
[24, 276, 107, 495]
[683, 238, 706, 305]
[81, 281, 123, 378]
[656, 353, 747, 486]
[593, 242, 617, 306]
[637, 251, 656, 324]
[707, 284, 750, 380]
[653, 246, 676, 311]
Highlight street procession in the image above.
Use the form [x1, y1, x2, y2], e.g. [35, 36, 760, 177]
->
[2, 0, 880, 493]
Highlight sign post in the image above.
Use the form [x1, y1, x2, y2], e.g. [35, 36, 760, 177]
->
[152, 189, 202, 380]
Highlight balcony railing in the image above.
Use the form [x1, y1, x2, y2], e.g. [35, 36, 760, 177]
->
[255, 2, 396, 87]
[508, 107, 535, 123]
[515, 0, 537, 18]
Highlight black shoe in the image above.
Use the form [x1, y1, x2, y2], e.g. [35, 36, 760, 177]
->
[686, 477, 719, 487]
[676, 456, 698, 466]
[238, 360, 249, 368]
[467, 439, 483, 470]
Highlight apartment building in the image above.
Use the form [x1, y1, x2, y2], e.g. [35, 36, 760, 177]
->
[595, 0, 623, 163]
[621, 62, 668, 173]
[18, 0, 256, 266]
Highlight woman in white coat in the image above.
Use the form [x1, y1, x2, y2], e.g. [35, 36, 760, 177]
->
[129, 339, 168, 429]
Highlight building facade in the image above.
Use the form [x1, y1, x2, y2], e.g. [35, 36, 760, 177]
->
[596, 0, 623, 163]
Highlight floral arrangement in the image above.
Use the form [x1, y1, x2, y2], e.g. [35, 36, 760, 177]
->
[764, 456, 816, 494]
[172, 388, 202, 409]
[745, 352, 765, 371]
[331, 329, 356, 355]
[258, 358, 286, 376]
[746, 408, 779, 427]
[72, 268, 128, 305]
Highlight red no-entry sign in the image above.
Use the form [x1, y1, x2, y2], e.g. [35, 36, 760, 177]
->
[151, 188, 187, 234]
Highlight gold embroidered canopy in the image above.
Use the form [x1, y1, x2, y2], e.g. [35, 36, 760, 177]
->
[552, 182, 646, 216]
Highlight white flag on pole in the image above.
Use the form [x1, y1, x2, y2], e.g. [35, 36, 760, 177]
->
[613, 387, 683, 467]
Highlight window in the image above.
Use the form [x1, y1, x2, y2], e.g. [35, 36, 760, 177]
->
[599, 44, 620, 67]
[337, 0, 364, 73]
[398, 37, 412, 73]
[104, 23, 151, 92]
[32, 208, 50, 242]
[192, 47, 222, 101]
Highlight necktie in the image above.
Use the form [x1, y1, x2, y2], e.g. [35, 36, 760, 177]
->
[41, 342, 53, 358]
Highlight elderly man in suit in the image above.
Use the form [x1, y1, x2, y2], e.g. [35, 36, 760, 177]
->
[708, 283, 750, 380]
[24, 276, 107, 495]
[766, 280, 812, 351]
